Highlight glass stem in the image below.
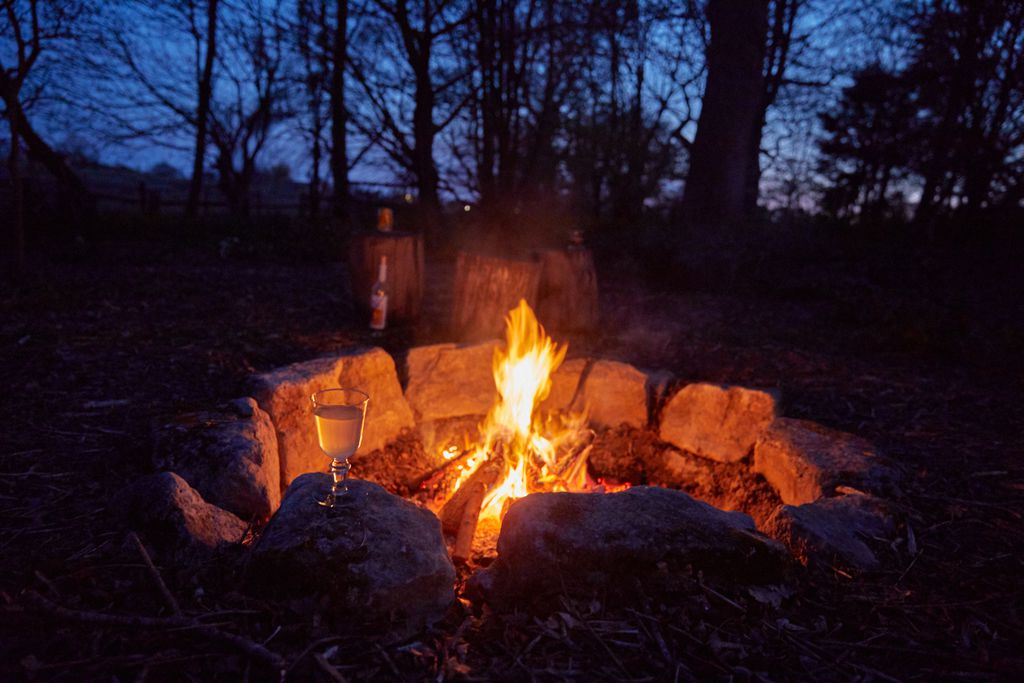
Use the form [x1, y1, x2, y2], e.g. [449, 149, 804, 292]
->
[329, 457, 351, 500]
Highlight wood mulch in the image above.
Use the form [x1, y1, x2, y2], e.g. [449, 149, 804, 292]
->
[1, 236, 1022, 681]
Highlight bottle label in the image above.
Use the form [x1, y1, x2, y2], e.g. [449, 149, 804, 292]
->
[370, 293, 388, 330]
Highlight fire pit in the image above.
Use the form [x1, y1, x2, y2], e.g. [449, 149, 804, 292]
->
[143, 300, 900, 631]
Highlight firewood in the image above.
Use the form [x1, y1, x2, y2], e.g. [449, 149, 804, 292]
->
[451, 251, 541, 340]
[452, 480, 488, 563]
[410, 447, 475, 493]
[439, 458, 503, 535]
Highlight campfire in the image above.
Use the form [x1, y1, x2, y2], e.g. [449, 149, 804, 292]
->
[138, 297, 901, 636]
[426, 300, 624, 558]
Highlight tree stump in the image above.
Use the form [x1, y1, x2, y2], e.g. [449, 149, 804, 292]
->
[451, 252, 541, 340]
[534, 247, 599, 332]
[349, 230, 425, 323]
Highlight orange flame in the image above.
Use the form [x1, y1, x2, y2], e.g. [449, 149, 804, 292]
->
[445, 300, 593, 525]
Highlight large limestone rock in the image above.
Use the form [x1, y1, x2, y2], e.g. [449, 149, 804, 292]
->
[537, 358, 588, 415]
[154, 397, 280, 520]
[659, 383, 776, 463]
[117, 472, 247, 559]
[335, 348, 416, 453]
[253, 348, 414, 487]
[404, 340, 501, 421]
[752, 418, 894, 505]
[474, 487, 789, 606]
[763, 493, 895, 571]
[248, 475, 455, 638]
[574, 360, 649, 429]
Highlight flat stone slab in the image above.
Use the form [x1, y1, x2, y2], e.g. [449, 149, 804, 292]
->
[763, 493, 895, 571]
[753, 418, 894, 505]
[154, 397, 280, 521]
[474, 487, 789, 606]
[117, 472, 247, 559]
[253, 348, 414, 487]
[659, 383, 776, 463]
[575, 359, 649, 429]
[248, 475, 455, 638]
[404, 340, 500, 421]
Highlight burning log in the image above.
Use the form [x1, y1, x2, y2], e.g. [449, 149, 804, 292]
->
[535, 247, 599, 332]
[451, 251, 541, 340]
[349, 229, 425, 323]
[411, 446, 476, 493]
[452, 479, 488, 563]
[439, 457, 503, 537]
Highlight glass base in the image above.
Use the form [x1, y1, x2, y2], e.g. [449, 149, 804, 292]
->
[317, 456, 352, 509]
[316, 491, 355, 509]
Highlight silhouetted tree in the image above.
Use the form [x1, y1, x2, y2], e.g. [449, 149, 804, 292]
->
[559, 0, 699, 233]
[185, 0, 219, 220]
[816, 64, 917, 222]
[294, 0, 329, 218]
[1, 0, 92, 266]
[292, 0, 357, 228]
[348, 0, 469, 239]
[680, 0, 767, 228]
[329, 0, 350, 226]
[907, 0, 1024, 233]
[208, 0, 289, 216]
[88, 1, 226, 210]
[815, 1, 1024, 237]
[462, 0, 591, 232]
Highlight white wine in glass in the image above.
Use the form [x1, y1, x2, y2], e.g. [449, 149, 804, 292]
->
[311, 388, 368, 508]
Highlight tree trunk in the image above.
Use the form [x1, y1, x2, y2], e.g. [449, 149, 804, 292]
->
[309, 116, 322, 218]
[475, 0, 497, 219]
[680, 0, 768, 228]
[7, 112, 24, 270]
[0, 75, 93, 219]
[330, 0, 350, 229]
[742, 105, 767, 216]
[186, 0, 219, 221]
[413, 66, 443, 241]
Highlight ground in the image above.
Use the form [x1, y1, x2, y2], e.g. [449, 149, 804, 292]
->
[1, 231, 1022, 681]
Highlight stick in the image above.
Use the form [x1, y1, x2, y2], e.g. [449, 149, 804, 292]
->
[410, 448, 475, 491]
[438, 457, 503, 535]
[286, 636, 346, 677]
[453, 481, 488, 563]
[129, 532, 181, 616]
[22, 591, 286, 673]
[313, 653, 349, 682]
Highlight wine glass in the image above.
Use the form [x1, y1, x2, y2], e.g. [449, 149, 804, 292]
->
[311, 388, 369, 508]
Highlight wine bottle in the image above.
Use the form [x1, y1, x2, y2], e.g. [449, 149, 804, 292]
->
[369, 255, 389, 331]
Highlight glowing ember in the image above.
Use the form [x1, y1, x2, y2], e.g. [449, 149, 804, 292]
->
[441, 300, 597, 528]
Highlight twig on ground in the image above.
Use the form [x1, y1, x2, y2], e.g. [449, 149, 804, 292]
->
[285, 636, 346, 677]
[374, 644, 402, 678]
[313, 653, 349, 682]
[21, 590, 287, 674]
[129, 532, 181, 616]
